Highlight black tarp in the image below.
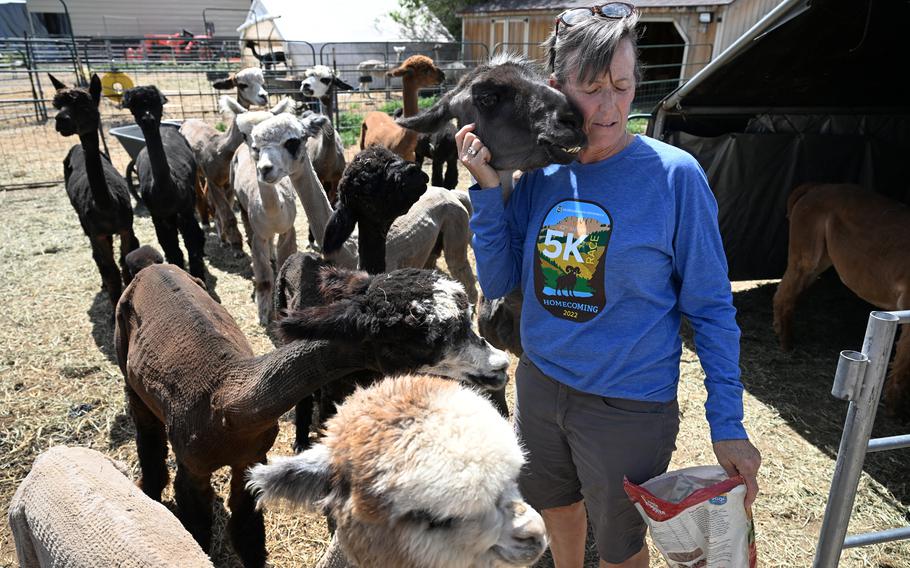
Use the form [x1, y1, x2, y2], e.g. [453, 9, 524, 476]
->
[652, 0, 910, 280]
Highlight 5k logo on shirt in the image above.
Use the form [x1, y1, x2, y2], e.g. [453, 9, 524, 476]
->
[533, 200, 613, 322]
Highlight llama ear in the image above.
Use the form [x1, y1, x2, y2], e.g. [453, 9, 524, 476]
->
[323, 206, 357, 256]
[395, 98, 453, 133]
[246, 446, 334, 510]
[48, 74, 67, 92]
[332, 76, 355, 91]
[212, 75, 237, 90]
[89, 74, 102, 107]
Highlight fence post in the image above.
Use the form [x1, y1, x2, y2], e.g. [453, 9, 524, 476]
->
[812, 311, 900, 568]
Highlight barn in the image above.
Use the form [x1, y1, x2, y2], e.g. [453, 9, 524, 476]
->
[649, 0, 910, 280]
[457, 0, 781, 106]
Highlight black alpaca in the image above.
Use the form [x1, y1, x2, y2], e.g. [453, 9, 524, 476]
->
[245, 40, 287, 71]
[49, 73, 139, 306]
[121, 86, 206, 280]
[394, 107, 459, 189]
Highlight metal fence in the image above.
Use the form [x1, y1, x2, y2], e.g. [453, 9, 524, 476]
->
[1, 35, 704, 189]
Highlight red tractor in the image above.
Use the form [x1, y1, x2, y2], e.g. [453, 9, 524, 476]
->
[126, 29, 215, 62]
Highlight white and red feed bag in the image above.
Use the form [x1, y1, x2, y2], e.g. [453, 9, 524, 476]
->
[624, 465, 757, 568]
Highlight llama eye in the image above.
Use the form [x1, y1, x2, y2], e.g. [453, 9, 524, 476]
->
[284, 138, 302, 156]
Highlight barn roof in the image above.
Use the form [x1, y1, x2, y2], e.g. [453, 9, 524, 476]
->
[458, 0, 733, 15]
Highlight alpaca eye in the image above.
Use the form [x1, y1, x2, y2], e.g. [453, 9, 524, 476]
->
[284, 138, 302, 156]
[476, 92, 498, 109]
[320, 77, 331, 85]
[237, 82, 248, 90]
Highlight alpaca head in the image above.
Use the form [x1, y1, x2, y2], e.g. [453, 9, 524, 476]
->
[247, 375, 547, 568]
[277, 266, 509, 390]
[124, 245, 164, 278]
[248, 112, 329, 184]
[397, 53, 586, 172]
[300, 65, 354, 100]
[49, 73, 101, 137]
[323, 146, 428, 255]
[212, 67, 268, 107]
[120, 85, 168, 130]
[388, 55, 446, 88]
[226, 96, 296, 147]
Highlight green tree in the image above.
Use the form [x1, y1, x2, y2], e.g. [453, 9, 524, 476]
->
[390, 0, 483, 40]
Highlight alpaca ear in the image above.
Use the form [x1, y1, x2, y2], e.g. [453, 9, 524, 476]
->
[388, 65, 412, 78]
[119, 89, 132, 110]
[219, 95, 246, 116]
[277, 299, 371, 342]
[89, 74, 102, 107]
[159, 91, 169, 106]
[300, 114, 328, 138]
[212, 75, 237, 90]
[332, 76, 355, 91]
[48, 74, 67, 92]
[323, 206, 357, 256]
[396, 98, 453, 133]
[270, 97, 295, 115]
[246, 446, 333, 511]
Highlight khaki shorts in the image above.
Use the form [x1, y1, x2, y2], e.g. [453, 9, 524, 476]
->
[514, 354, 680, 564]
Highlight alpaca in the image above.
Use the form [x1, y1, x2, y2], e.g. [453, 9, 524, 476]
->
[180, 68, 270, 248]
[247, 375, 548, 568]
[125, 244, 164, 278]
[299, 66, 353, 206]
[394, 106, 459, 189]
[359, 55, 445, 161]
[49, 73, 139, 306]
[300, 65, 354, 119]
[231, 109, 329, 324]
[8, 446, 214, 568]
[398, 53, 589, 356]
[772, 183, 910, 419]
[121, 86, 207, 280]
[114, 263, 508, 567]
[245, 40, 287, 70]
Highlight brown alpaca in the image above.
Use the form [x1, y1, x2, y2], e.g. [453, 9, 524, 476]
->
[772, 183, 910, 419]
[359, 55, 445, 161]
[114, 263, 508, 567]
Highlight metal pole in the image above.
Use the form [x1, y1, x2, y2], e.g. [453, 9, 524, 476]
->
[813, 311, 900, 568]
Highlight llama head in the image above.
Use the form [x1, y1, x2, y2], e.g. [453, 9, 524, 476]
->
[388, 55, 446, 88]
[248, 112, 329, 184]
[300, 65, 354, 99]
[323, 146, 428, 254]
[212, 67, 268, 107]
[397, 53, 586, 172]
[49, 73, 101, 137]
[277, 267, 509, 390]
[247, 375, 547, 568]
[120, 85, 168, 130]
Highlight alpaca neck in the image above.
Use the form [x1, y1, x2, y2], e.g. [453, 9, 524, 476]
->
[257, 179, 282, 216]
[289, 159, 358, 267]
[320, 94, 334, 120]
[140, 124, 173, 189]
[214, 116, 244, 162]
[401, 76, 420, 118]
[77, 129, 112, 208]
[224, 339, 374, 427]
[357, 222, 389, 274]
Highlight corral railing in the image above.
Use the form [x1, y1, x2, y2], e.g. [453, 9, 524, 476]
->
[814, 310, 910, 567]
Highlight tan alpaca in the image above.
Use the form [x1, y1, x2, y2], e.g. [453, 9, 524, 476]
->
[8, 446, 213, 568]
[360, 55, 445, 161]
[248, 375, 547, 568]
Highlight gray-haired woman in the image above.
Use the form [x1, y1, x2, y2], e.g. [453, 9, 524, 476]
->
[457, 4, 761, 567]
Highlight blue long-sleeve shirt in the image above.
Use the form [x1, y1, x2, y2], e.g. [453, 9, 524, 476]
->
[469, 135, 747, 441]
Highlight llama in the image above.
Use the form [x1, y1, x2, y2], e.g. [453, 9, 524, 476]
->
[247, 375, 548, 568]
[180, 68, 270, 249]
[121, 86, 207, 280]
[114, 263, 508, 567]
[49, 73, 139, 306]
[8, 446, 214, 568]
[231, 109, 329, 324]
[125, 244, 164, 278]
[772, 182, 910, 419]
[394, 106, 459, 189]
[245, 40, 287, 70]
[359, 55, 445, 161]
[398, 53, 589, 356]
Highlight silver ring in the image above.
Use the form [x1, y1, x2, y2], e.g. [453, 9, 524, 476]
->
[466, 147, 478, 157]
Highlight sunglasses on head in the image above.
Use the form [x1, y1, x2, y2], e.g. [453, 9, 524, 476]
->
[550, 2, 636, 70]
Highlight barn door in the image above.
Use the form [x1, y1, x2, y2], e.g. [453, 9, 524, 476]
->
[490, 17, 529, 56]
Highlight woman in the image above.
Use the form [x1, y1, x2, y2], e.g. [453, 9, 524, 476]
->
[458, 4, 761, 567]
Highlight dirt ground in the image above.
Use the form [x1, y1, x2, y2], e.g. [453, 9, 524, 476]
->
[1, 155, 909, 567]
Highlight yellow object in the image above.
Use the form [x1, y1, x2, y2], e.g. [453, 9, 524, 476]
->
[100, 72, 134, 103]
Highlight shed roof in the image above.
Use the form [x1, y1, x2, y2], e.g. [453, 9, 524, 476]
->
[458, 0, 732, 15]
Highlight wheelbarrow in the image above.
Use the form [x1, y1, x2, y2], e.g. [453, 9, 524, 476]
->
[109, 120, 182, 201]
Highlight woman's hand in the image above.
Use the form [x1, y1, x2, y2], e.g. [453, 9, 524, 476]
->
[455, 123, 500, 189]
[713, 439, 762, 510]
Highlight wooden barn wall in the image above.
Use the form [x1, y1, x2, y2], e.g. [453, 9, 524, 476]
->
[713, 0, 782, 58]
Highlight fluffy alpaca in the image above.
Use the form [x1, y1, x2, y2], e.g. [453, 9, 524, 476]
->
[8, 446, 213, 568]
[121, 85, 206, 280]
[125, 244, 164, 278]
[231, 108, 328, 324]
[114, 263, 508, 567]
[359, 55, 445, 161]
[394, 106, 459, 189]
[180, 68, 270, 248]
[49, 73, 139, 306]
[247, 375, 548, 568]
[300, 65, 354, 119]
[772, 183, 910, 419]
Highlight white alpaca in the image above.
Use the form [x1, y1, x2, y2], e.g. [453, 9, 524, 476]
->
[248, 375, 547, 568]
[299, 65, 352, 204]
[8, 446, 213, 568]
[180, 68, 269, 248]
[228, 98, 325, 324]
